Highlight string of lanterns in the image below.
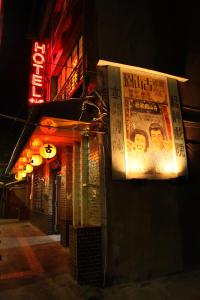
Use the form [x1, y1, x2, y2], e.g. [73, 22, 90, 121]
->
[14, 139, 57, 181]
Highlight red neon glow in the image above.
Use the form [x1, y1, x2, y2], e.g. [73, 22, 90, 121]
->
[29, 41, 46, 105]
[33, 63, 43, 74]
[33, 52, 45, 64]
[32, 74, 42, 86]
[34, 42, 45, 54]
[32, 86, 42, 97]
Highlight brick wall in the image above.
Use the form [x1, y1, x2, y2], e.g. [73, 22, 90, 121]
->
[69, 225, 103, 286]
[73, 142, 81, 225]
[31, 164, 54, 234]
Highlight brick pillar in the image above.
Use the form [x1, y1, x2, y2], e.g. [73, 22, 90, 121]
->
[60, 146, 73, 247]
[69, 225, 103, 286]
[72, 142, 81, 225]
[81, 134, 89, 225]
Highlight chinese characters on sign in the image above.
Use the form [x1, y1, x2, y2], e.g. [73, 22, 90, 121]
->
[105, 64, 187, 180]
[167, 78, 187, 176]
[122, 70, 176, 179]
[107, 66, 126, 179]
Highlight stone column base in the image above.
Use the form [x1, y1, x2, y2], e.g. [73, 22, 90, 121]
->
[69, 225, 103, 286]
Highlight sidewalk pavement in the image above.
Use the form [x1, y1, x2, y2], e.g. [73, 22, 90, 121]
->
[1, 219, 200, 300]
[0, 219, 85, 300]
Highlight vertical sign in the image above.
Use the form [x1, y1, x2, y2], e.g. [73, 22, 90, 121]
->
[167, 78, 188, 177]
[29, 42, 46, 104]
[107, 66, 126, 179]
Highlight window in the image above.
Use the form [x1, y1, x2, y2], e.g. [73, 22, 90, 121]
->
[55, 35, 83, 100]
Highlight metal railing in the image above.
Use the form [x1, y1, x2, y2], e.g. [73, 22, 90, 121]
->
[53, 59, 83, 101]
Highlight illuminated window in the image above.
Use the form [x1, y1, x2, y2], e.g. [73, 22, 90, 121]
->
[55, 36, 83, 99]
[66, 57, 71, 79]
[61, 66, 66, 86]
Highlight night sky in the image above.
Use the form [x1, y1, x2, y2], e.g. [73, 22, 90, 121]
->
[0, 1, 35, 164]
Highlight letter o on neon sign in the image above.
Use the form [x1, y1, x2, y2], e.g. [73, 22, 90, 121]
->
[33, 53, 44, 64]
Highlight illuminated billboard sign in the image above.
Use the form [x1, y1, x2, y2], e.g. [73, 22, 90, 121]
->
[99, 63, 188, 180]
[29, 42, 46, 105]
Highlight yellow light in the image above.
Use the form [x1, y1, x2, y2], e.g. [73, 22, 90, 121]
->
[30, 154, 43, 166]
[15, 173, 22, 181]
[18, 156, 28, 164]
[30, 138, 43, 150]
[22, 149, 33, 158]
[15, 171, 26, 181]
[24, 164, 34, 173]
[15, 163, 24, 171]
[39, 143, 57, 159]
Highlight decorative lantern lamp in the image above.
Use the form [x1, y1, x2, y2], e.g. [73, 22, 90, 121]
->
[15, 171, 26, 181]
[22, 149, 33, 159]
[19, 170, 27, 178]
[18, 156, 28, 164]
[30, 154, 43, 166]
[24, 164, 34, 173]
[39, 143, 57, 159]
[15, 163, 24, 171]
[15, 173, 22, 181]
[30, 138, 43, 151]
[40, 118, 57, 134]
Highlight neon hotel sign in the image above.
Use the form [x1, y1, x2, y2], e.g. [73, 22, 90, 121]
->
[29, 42, 46, 104]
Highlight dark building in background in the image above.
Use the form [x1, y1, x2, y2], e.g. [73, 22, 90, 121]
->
[0, 0, 3, 47]
[5, 0, 200, 286]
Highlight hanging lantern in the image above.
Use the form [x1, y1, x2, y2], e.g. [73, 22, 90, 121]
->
[15, 170, 26, 181]
[15, 163, 24, 171]
[30, 154, 43, 166]
[24, 164, 34, 173]
[18, 156, 28, 164]
[40, 118, 57, 134]
[39, 143, 57, 159]
[22, 149, 33, 159]
[30, 138, 43, 151]
[15, 173, 22, 181]
[18, 170, 27, 178]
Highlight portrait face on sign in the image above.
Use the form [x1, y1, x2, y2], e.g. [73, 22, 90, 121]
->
[122, 70, 176, 179]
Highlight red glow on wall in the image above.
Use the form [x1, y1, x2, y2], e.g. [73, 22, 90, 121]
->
[29, 42, 46, 105]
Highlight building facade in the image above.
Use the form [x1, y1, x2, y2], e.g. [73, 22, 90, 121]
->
[6, 0, 200, 286]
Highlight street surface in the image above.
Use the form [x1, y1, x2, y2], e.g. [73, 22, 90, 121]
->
[1, 219, 200, 300]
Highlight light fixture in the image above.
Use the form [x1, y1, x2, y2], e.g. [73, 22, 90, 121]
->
[15, 173, 22, 181]
[30, 154, 43, 166]
[39, 118, 57, 134]
[15, 171, 26, 181]
[14, 163, 24, 171]
[30, 138, 43, 151]
[24, 164, 34, 173]
[22, 149, 33, 159]
[39, 143, 57, 159]
[18, 156, 28, 164]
